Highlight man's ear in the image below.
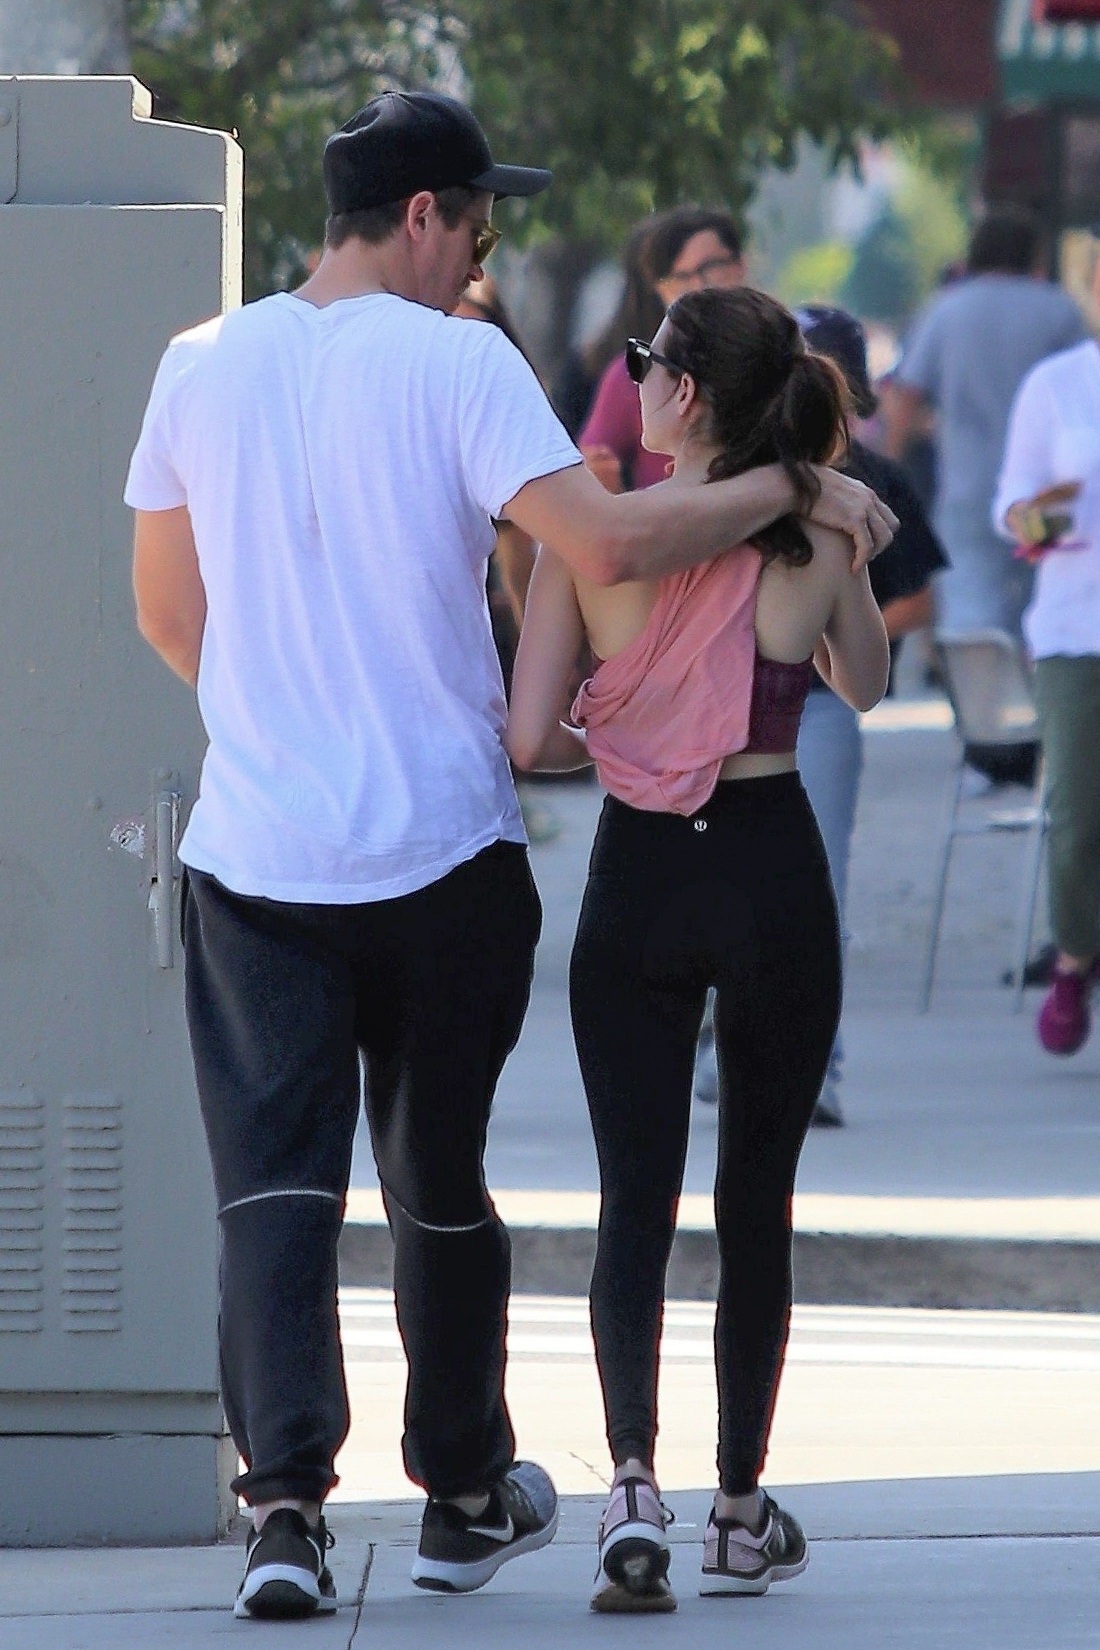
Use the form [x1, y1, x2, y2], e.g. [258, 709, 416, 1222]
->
[405, 191, 436, 243]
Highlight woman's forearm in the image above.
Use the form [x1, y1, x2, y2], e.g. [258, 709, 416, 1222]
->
[508, 720, 591, 774]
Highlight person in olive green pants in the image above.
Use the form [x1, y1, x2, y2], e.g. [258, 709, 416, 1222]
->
[1033, 655, 1100, 968]
[996, 330, 1100, 1056]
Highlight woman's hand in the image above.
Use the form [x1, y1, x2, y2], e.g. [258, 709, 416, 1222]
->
[806, 468, 898, 572]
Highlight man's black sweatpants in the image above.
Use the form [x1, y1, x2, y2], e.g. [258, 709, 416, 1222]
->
[182, 839, 541, 1506]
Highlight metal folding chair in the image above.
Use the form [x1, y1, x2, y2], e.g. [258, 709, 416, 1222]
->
[919, 631, 1048, 1013]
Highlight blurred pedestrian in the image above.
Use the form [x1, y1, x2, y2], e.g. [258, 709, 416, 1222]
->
[579, 206, 746, 493]
[884, 209, 1084, 788]
[507, 286, 891, 1612]
[995, 332, 1100, 1056]
[455, 275, 539, 638]
[795, 307, 947, 1124]
[551, 218, 667, 439]
[127, 87, 893, 1622]
[697, 306, 948, 1124]
[456, 275, 562, 840]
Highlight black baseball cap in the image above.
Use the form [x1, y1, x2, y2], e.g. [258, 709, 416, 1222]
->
[794, 304, 878, 418]
[324, 91, 552, 215]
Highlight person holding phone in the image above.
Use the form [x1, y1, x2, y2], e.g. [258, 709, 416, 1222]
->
[996, 339, 1100, 1055]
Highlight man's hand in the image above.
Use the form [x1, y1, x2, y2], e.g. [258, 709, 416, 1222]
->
[807, 467, 898, 572]
[581, 443, 625, 495]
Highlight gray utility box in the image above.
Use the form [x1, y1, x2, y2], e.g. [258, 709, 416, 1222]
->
[0, 76, 242, 1545]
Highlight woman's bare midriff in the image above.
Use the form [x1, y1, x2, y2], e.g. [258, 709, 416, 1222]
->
[716, 749, 798, 781]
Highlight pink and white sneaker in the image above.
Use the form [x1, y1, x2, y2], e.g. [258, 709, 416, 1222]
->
[700, 1494, 808, 1596]
[591, 1476, 676, 1613]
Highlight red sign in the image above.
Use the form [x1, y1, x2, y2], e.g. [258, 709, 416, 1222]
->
[1033, 0, 1100, 20]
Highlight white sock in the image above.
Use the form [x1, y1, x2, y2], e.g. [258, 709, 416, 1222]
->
[253, 1499, 321, 1533]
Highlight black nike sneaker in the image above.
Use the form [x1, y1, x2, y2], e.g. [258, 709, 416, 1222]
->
[700, 1493, 808, 1596]
[411, 1460, 559, 1593]
[233, 1507, 337, 1619]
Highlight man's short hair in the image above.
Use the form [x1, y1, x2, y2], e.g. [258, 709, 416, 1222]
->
[646, 207, 744, 282]
[967, 207, 1044, 277]
[325, 184, 481, 251]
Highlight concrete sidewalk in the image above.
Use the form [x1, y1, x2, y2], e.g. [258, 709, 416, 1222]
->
[5, 1475, 1097, 1646]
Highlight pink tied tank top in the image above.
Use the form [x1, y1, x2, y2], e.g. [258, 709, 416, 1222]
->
[571, 547, 766, 816]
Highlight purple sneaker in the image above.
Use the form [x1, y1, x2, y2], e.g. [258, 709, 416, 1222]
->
[1037, 964, 1095, 1056]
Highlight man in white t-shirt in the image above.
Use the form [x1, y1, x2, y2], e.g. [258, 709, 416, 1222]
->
[126, 90, 896, 1620]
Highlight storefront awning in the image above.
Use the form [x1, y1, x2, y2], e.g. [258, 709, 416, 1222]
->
[999, 0, 1100, 101]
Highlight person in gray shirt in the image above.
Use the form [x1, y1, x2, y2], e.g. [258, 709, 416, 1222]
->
[885, 207, 1085, 643]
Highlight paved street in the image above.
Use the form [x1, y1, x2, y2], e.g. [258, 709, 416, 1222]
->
[333, 1289, 1100, 1501]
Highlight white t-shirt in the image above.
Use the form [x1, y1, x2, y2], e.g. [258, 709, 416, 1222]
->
[993, 339, 1100, 660]
[125, 292, 582, 901]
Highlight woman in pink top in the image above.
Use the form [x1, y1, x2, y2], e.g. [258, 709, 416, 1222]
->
[578, 206, 747, 492]
[507, 287, 889, 1613]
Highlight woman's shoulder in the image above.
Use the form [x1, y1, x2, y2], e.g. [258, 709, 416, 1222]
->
[766, 521, 850, 585]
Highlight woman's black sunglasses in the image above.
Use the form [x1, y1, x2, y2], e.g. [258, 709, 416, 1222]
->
[625, 337, 689, 385]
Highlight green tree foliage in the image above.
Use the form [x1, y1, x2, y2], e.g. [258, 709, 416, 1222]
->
[893, 156, 968, 295]
[459, 0, 902, 246]
[774, 240, 855, 309]
[124, 1, 903, 297]
[125, 1, 455, 294]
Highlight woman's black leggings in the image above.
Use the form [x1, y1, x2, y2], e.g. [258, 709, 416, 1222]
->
[570, 774, 841, 1494]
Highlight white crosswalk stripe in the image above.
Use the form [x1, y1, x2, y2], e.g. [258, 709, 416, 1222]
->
[338, 1290, 1100, 1371]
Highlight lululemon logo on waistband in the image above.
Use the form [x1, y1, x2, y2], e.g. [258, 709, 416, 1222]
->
[694, 818, 708, 832]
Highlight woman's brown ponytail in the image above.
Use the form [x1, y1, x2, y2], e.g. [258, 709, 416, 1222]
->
[662, 288, 850, 566]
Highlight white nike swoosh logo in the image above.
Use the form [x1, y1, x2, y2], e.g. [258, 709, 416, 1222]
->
[467, 1514, 514, 1544]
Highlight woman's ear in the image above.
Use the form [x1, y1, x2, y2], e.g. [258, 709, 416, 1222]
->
[676, 374, 704, 423]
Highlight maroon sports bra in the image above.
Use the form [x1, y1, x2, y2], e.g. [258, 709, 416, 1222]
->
[742, 651, 815, 755]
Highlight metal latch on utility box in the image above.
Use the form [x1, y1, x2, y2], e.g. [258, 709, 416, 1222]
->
[0, 83, 19, 203]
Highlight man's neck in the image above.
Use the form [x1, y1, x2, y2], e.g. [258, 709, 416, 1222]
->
[293, 240, 418, 310]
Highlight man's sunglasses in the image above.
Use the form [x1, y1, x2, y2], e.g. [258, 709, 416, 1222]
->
[469, 221, 502, 264]
[625, 337, 689, 385]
